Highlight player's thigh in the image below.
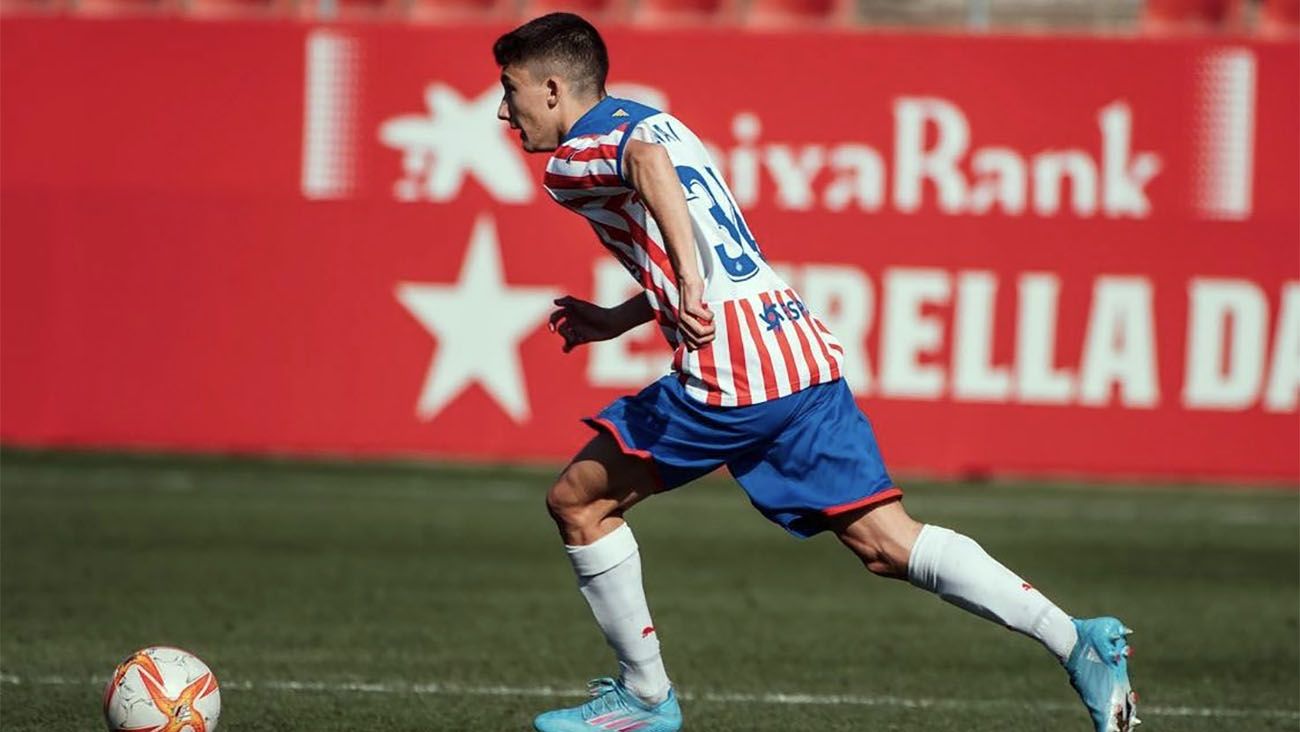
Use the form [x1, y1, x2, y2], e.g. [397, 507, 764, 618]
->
[548, 431, 659, 522]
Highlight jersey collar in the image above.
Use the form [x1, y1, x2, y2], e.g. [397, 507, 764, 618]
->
[565, 95, 622, 140]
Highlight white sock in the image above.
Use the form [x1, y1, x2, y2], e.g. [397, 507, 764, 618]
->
[907, 524, 1078, 662]
[566, 523, 671, 704]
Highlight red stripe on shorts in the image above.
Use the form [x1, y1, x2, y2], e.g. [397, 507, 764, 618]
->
[822, 488, 904, 517]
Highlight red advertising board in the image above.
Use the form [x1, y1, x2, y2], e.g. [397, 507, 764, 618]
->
[1, 19, 1297, 482]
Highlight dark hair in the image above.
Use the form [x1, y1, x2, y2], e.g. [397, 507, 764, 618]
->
[493, 13, 609, 98]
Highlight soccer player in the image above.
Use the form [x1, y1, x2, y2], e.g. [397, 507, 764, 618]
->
[493, 14, 1139, 732]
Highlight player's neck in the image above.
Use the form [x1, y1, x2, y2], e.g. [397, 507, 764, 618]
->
[559, 93, 608, 138]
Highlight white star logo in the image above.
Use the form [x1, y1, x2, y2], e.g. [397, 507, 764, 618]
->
[379, 83, 535, 204]
[395, 214, 559, 423]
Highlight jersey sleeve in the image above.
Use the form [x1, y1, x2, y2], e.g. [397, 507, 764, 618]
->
[616, 112, 681, 186]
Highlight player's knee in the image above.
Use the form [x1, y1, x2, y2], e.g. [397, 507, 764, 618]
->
[852, 541, 910, 579]
[869, 525, 922, 579]
[835, 506, 921, 580]
[545, 465, 602, 530]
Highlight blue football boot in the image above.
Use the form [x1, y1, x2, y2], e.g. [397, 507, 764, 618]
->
[1065, 617, 1141, 732]
[534, 677, 682, 732]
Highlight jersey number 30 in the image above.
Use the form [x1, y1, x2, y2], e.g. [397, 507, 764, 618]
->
[675, 165, 764, 282]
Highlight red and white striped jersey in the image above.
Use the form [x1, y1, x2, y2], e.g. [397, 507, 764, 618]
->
[544, 96, 845, 407]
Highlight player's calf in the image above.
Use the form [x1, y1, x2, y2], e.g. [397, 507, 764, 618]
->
[542, 434, 674, 711]
[836, 501, 1083, 665]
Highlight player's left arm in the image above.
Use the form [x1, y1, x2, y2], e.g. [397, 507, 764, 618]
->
[548, 293, 654, 353]
[622, 140, 716, 350]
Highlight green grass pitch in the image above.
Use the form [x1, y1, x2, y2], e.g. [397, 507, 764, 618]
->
[1, 448, 1297, 731]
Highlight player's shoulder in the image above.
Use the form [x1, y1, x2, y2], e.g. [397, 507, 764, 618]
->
[557, 96, 662, 151]
[544, 97, 703, 192]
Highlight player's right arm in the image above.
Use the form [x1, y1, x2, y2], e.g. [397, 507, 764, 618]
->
[548, 293, 654, 353]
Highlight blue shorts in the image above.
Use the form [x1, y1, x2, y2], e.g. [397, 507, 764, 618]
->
[584, 375, 900, 538]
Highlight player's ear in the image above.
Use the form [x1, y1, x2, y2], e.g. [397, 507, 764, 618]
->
[546, 77, 560, 109]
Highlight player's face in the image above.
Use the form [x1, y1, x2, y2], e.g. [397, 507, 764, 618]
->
[498, 65, 558, 153]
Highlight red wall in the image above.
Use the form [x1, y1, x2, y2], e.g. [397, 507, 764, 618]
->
[2, 19, 1297, 482]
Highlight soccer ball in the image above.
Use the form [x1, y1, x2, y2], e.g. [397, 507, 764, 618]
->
[102, 646, 221, 732]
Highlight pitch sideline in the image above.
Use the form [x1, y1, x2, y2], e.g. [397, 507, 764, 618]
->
[4, 672, 1296, 721]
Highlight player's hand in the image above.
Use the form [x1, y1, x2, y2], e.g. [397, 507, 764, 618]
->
[548, 296, 624, 353]
[677, 277, 715, 351]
